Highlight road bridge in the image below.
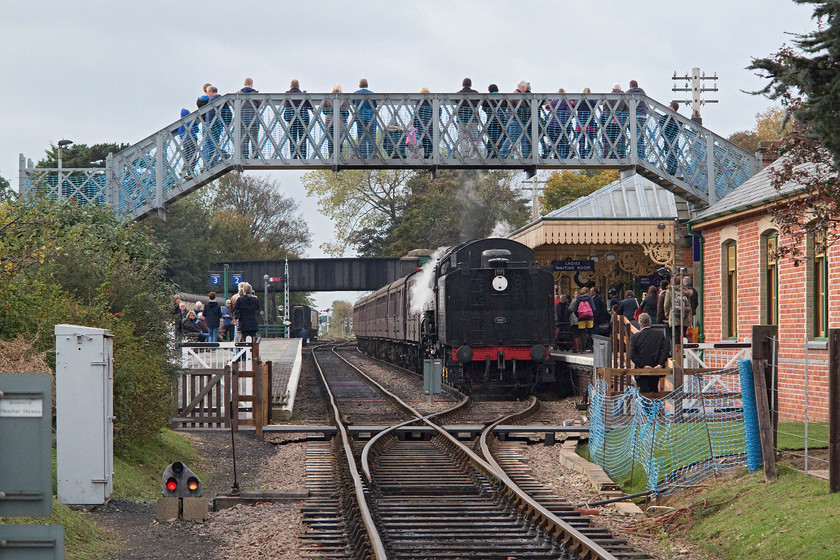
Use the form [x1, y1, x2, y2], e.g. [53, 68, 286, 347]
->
[20, 92, 757, 220]
[220, 257, 420, 292]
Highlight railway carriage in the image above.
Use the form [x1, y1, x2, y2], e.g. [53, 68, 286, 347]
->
[354, 238, 554, 392]
[291, 304, 319, 343]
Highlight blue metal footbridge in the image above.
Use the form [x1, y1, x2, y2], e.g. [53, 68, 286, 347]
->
[20, 92, 757, 220]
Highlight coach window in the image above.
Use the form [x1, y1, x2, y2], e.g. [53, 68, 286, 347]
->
[761, 231, 778, 325]
[723, 240, 737, 338]
[812, 231, 828, 339]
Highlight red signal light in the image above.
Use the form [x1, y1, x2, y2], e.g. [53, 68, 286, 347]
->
[166, 477, 177, 492]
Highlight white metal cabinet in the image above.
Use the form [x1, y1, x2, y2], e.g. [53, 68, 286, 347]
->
[55, 324, 114, 505]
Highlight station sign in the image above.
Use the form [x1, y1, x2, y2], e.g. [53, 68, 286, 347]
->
[209, 274, 221, 285]
[231, 274, 243, 285]
[551, 259, 595, 272]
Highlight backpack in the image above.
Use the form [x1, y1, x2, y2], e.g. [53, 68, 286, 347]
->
[673, 292, 692, 319]
[577, 299, 594, 320]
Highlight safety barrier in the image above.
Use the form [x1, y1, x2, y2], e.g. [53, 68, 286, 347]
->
[589, 363, 752, 494]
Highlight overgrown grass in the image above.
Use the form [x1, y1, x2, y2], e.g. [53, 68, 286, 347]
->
[113, 428, 200, 500]
[0, 499, 119, 560]
[678, 466, 840, 559]
[776, 422, 829, 450]
[2, 429, 198, 560]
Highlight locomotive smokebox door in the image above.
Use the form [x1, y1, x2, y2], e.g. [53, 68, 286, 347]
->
[491, 275, 508, 292]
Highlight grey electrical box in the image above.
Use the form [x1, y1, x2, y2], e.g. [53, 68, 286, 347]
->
[423, 359, 442, 395]
[0, 525, 65, 559]
[55, 324, 114, 506]
[0, 374, 53, 517]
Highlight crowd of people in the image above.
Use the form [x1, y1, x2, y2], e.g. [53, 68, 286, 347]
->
[171, 282, 261, 343]
[554, 275, 699, 354]
[175, 78, 683, 170]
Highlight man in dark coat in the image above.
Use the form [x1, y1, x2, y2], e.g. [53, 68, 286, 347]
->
[235, 282, 261, 342]
[204, 292, 223, 343]
[630, 313, 669, 393]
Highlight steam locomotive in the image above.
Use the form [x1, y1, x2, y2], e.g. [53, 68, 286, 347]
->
[353, 238, 554, 391]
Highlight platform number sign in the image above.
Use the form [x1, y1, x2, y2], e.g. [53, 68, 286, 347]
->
[209, 274, 221, 286]
[231, 274, 243, 286]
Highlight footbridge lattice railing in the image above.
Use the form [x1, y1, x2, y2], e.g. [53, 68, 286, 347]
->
[20, 92, 758, 220]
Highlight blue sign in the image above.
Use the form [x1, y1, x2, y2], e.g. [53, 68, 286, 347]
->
[210, 274, 221, 285]
[231, 274, 243, 285]
[551, 259, 595, 272]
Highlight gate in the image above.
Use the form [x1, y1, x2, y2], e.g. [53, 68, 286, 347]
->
[172, 341, 272, 434]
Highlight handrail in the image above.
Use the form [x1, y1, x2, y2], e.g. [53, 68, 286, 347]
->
[21, 92, 757, 220]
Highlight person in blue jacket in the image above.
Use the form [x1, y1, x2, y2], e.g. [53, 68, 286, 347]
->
[354, 78, 377, 158]
[240, 78, 260, 159]
[177, 108, 199, 177]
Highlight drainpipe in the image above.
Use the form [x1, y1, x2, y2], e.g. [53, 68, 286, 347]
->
[688, 224, 705, 343]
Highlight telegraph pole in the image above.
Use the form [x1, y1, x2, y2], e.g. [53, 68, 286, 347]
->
[671, 67, 719, 125]
[521, 176, 548, 222]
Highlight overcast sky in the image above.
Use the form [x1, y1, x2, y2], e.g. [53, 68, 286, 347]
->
[0, 0, 816, 309]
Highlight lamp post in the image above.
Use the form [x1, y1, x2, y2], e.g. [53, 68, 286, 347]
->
[57, 139, 73, 196]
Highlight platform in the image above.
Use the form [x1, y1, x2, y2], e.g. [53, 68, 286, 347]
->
[258, 338, 302, 418]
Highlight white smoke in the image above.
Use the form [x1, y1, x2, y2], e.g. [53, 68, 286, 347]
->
[409, 247, 447, 314]
[490, 220, 513, 238]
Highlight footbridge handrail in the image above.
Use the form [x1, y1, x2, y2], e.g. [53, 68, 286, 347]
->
[20, 92, 757, 220]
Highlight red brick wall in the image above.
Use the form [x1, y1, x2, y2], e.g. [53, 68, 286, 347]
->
[697, 213, 838, 422]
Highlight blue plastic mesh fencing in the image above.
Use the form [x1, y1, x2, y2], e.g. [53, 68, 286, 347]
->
[738, 359, 763, 472]
[589, 366, 750, 494]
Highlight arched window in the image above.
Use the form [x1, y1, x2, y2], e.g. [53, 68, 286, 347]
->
[723, 240, 737, 338]
[761, 231, 778, 325]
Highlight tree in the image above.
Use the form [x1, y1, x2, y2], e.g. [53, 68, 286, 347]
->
[144, 172, 311, 293]
[0, 198, 174, 447]
[328, 300, 354, 338]
[728, 106, 793, 153]
[540, 169, 619, 213]
[0, 174, 14, 202]
[749, 1, 840, 257]
[766, 132, 840, 260]
[303, 169, 527, 257]
[213, 172, 310, 256]
[389, 170, 527, 255]
[37, 142, 129, 168]
[749, 1, 840, 168]
[302, 169, 412, 256]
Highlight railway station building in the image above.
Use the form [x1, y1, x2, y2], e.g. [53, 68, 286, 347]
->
[510, 171, 696, 301]
[690, 157, 840, 423]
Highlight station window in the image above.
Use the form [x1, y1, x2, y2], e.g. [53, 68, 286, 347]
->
[764, 232, 778, 326]
[813, 231, 828, 339]
[723, 241, 737, 338]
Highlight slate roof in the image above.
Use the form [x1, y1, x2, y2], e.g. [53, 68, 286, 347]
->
[692, 157, 811, 224]
[544, 172, 684, 219]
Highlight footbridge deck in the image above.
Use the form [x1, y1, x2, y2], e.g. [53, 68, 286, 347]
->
[20, 92, 757, 220]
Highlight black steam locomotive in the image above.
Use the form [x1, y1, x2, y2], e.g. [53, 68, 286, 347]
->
[353, 238, 554, 391]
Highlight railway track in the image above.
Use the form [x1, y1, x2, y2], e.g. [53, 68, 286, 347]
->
[303, 343, 647, 559]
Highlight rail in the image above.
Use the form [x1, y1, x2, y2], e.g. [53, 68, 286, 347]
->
[310, 345, 387, 559]
[20, 92, 757, 219]
[338, 346, 620, 559]
[479, 397, 619, 560]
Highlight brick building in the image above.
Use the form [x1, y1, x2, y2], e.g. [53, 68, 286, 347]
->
[691, 159, 838, 422]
